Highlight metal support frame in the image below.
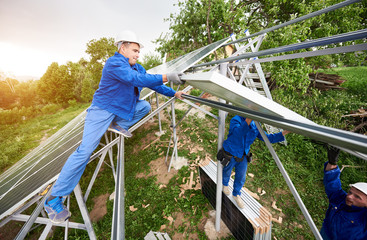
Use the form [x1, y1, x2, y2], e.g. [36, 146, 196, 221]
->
[12, 182, 97, 240]
[230, 31, 286, 144]
[215, 63, 228, 231]
[254, 121, 322, 240]
[2, 3, 365, 239]
[111, 136, 125, 240]
[155, 92, 163, 134]
[1, 132, 121, 240]
[167, 83, 179, 172]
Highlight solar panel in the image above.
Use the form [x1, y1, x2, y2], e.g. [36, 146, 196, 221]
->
[147, 37, 230, 74]
[200, 160, 272, 239]
[0, 110, 86, 219]
[182, 71, 313, 124]
[0, 37, 231, 228]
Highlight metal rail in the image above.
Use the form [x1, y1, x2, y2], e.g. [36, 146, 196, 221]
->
[225, 0, 362, 46]
[182, 94, 367, 155]
[193, 29, 367, 68]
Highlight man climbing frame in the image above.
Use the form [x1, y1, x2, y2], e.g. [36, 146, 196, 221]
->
[44, 30, 185, 223]
[321, 145, 367, 240]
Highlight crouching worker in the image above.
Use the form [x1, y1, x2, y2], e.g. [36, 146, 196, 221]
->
[217, 115, 289, 208]
[44, 30, 185, 223]
[321, 145, 367, 240]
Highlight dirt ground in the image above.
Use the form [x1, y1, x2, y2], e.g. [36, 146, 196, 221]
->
[89, 193, 110, 222]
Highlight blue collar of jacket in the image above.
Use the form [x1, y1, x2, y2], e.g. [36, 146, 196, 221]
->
[114, 52, 138, 70]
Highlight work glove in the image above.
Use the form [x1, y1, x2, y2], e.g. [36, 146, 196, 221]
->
[327, 145, 340, 165]
[167, 72, 185, 85]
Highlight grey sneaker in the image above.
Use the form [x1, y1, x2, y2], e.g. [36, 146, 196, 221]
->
[109, 122, 132, 138]
[44, 197, 71, 223]
[223, 186, 231, 196]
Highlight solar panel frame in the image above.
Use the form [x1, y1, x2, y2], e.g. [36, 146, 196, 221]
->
[182, 71, 314, 123]
[147, 37, 230, 74]
[199, 160, 273, 239]
[0, 111, 86, 219]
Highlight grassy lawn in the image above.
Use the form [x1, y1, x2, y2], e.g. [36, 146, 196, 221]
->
[321, 66, 367, 100]
[0, 67, 366, 239]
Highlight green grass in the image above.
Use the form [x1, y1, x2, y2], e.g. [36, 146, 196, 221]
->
[320, 66, 367, 100]
[1, 67, 366, 239]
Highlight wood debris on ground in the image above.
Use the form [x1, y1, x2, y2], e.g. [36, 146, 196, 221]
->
[272, 216, 283, 224]
[129, 205, 138, 212]
[342, 108, 367, 135]
[243, 187, 260, 200]
[271, 201, 282, 212]
[308, 72, 345, 91]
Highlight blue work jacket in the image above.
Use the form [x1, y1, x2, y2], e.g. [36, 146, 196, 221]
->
[92, 52, 175, 121]
[322, 162, 367, 240]
[222, 115, 285, 158]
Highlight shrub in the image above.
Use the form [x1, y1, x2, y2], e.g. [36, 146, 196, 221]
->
[41, 103, 63, 115]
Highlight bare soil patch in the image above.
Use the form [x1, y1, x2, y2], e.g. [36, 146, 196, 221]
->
[136, 157, 177, 185]
[89, 193, 110, 222]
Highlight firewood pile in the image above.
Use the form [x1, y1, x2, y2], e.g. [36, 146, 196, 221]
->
[309, 72, 345, 90]
[342, 108, 367, 135]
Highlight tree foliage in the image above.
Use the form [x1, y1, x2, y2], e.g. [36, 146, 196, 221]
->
[38, 62, 76, 104]
[139, 52, 163, 70]
[85, 37, 116, 93]
[155, 0, 366, 93]
[0, 74, 18, 109]
[15, 80, 40, 107]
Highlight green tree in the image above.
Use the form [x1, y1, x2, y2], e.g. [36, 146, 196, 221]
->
[155, 0, 245, 60]
[81, 70, 95, 102]
[15, 80, 40, 107]
[66, 60, 88, 102]
[38, 62, 59, 103]
[0, 73, 18, 109]
[38, 62, 75, 104]
[140, 52, 163, 70]
[85, 37, 116, 92]
[156, 0, 366, 92]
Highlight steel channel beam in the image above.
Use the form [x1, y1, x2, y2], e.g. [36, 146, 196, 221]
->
[226, 0, 362, 46]
[84, 149, 109, 202]
[111, 136, 125, 240]
[0, 195, 42, 227]
[229, 43, 367, 67]
[215, 63, 227, 231]
[155, 92, 163, 133]
[128, 94, 177, 133]
[74, 184, 96, 240]
[180, 98, 218, 120]
[14, 185, 52, 240]
[181, 95, 367, 155]
[254, 121, 322, 240]
[193, 28, 367, 68]
[10, 214, 87, 229]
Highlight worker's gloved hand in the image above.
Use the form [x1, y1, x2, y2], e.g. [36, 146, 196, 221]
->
[167, 72, 185, 85]
[327, 145, 340, 165]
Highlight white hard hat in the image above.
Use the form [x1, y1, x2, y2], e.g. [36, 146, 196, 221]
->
[350, 182, 367, 196]
[115, 30, 144, 48]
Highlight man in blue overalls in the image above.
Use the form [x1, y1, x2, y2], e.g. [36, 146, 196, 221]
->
[44, 30, 185, 223]
[219, 115, 289, 208]
[321, 146, 367, 240]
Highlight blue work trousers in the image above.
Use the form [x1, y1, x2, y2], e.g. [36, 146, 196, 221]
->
[51, 100, 151, 197]
[222, 157, 248, 196]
